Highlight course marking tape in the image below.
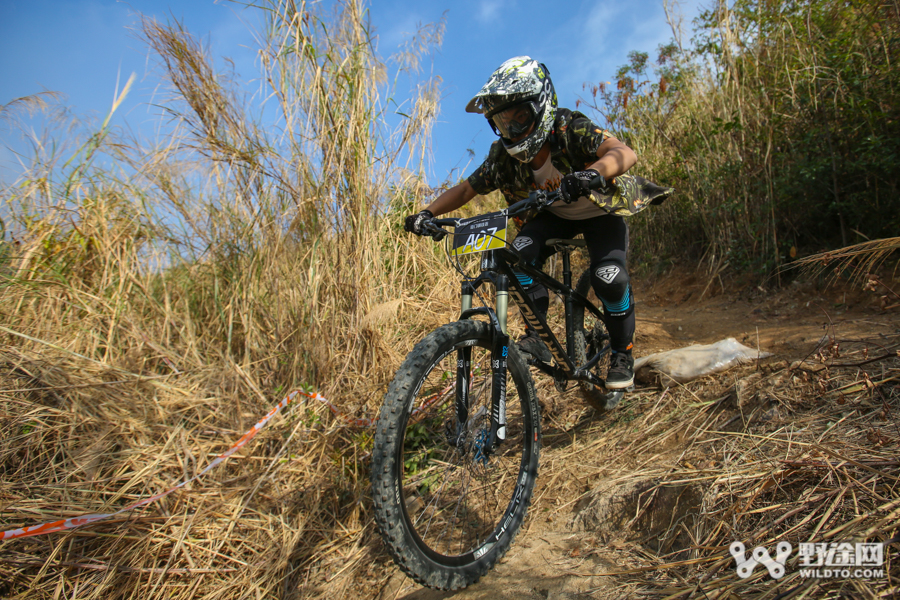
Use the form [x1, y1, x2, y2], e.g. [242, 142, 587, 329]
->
[1, 382, 454, 540]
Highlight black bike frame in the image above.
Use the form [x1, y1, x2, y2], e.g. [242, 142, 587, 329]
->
[452, 244, 612, 456]
[463, 248, 608, 375]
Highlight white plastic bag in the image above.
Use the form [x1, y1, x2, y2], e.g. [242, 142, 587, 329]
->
[634, 338, 772, 384]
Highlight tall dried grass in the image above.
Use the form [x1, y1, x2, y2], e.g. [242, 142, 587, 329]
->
[580, 0, 900, 276]
[576, 330, 900, 598]
[0, 0, 467, 597]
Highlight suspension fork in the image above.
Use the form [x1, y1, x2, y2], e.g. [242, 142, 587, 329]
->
[455, 269, 509, 455]
[455, 282, 475, 442]
[490, 275, 509, 449]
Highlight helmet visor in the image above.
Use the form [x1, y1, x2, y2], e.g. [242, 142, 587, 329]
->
[488, 100, 539, 141]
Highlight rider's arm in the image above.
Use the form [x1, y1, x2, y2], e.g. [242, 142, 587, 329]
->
[586, 137, 637, 179]
[425, 180, 478, 217]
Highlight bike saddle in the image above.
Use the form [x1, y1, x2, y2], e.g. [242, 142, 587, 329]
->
[546, 238, 586, 249]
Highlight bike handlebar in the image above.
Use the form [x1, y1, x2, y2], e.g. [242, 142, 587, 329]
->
[425, 174, 608, 238]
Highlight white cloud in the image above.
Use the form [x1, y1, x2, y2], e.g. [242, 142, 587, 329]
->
[475, 0, 504, 24]
[543, 0, 707, 112]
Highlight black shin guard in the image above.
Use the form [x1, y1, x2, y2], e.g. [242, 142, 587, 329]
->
[592, 262, 634, 352]
[604, 306, 635, 353]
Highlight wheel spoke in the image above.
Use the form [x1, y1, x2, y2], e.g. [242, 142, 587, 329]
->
[372, 320, 540, 589]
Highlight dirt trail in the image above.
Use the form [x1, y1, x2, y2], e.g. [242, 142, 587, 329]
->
[635, 269, 891, 355]
[369, 268, 900, 600]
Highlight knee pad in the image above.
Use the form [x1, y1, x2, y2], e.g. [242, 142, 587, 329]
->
[511, 235, 540, 264]
[591, 263, 632, 316]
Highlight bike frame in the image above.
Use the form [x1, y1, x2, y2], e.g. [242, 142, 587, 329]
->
[453, 242, 611, 455]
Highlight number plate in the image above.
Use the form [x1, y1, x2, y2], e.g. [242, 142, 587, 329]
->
[451, 212, 509, 257]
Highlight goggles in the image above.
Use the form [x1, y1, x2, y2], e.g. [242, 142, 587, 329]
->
[487, 100, 539, 140]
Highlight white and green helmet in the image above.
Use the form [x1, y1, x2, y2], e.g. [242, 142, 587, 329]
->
[466, 56, 558, 163]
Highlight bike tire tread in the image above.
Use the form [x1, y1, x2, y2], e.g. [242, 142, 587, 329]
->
[371, 320, 540, 590]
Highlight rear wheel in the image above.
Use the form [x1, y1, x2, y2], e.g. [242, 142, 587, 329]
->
[371, 320, 541, 590]
[573, 270, 623, 412]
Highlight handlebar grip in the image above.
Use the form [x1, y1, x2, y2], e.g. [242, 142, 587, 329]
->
[433, 217, 459, 227]
[588, 174, 610, 191]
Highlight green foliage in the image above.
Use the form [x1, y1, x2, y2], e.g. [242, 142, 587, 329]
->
[580, 0, 900, 273]
[403, 420, 443, 494]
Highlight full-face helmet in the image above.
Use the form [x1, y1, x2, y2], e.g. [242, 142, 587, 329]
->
[466, 56, 557, 163]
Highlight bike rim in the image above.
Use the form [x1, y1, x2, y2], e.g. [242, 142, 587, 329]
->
[394, 337, 534, 565]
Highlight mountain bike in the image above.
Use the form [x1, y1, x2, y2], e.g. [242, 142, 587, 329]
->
[371, 180, 627, 590]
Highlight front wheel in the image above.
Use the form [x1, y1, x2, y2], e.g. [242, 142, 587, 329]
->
[371, 320, 541, 590]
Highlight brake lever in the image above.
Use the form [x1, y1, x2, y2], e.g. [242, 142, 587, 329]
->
[538, 189, 560, 208]
[507, 189, 559, 217]
[423, 221, 448, 241]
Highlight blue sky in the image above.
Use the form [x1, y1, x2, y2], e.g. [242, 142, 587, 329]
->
[0, 0, 706, 187]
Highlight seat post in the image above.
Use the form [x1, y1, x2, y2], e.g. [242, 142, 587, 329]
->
[561, 247, 573, 289]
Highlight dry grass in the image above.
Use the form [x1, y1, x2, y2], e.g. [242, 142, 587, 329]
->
[0, 343, 380, 598]
[518, 325, 900, 599]
[0, 0, 461, 597]
[2, 1, 897, 598]
[790, 238, 900, 286]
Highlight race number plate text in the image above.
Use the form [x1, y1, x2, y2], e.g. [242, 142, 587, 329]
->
[451, 212, 508, 257]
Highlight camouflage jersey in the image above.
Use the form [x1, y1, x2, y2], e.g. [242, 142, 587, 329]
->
[466, 108, 673, 222]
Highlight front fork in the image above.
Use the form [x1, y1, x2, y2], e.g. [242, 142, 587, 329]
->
[456, 275, 509, 458]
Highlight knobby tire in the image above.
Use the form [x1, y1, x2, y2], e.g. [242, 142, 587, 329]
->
[371, 320, 541, 590]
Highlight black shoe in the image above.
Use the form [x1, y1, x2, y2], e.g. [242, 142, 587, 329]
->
[606, 351, 634, 389]
[517, 331, 552, 364]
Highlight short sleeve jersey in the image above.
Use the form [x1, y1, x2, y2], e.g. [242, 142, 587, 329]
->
[466, 108, 613, 211]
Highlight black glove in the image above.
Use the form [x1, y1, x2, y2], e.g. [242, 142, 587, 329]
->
[405, 209, 434, 235]
[404, 209, 445, 240]
[559, 170, 608, 203]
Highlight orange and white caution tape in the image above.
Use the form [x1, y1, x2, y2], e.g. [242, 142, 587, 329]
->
[1, 383, 454, 541]
[3, 389, 329, 540]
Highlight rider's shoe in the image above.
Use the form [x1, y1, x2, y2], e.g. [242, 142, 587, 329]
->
[517, 331, 552, 364]
[606, 351, 634, 389]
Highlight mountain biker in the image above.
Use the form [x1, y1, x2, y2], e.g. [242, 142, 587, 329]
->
[405, 56, 638, 390]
